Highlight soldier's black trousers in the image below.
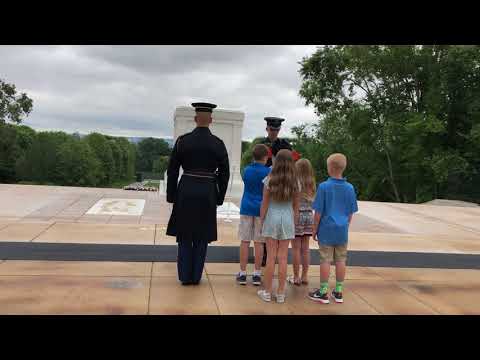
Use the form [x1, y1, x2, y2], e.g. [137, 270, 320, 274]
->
[262, 243, 267, 267]
[177, 239, 208, 284]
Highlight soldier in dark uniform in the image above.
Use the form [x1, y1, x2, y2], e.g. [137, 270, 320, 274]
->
[166, 102, 230, 285]
[260, 117, 293, 266]
[261, 117, 294, 167]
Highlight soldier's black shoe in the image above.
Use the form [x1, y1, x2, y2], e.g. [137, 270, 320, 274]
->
[181, 281, 192, 286]
[192, 281, 200, 285]
[236, 273, 247, 285]
[252, 274, 262, 286]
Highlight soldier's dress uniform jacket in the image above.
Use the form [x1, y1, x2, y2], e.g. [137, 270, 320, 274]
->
[166, 127, 230, 244]
[261, 137, 293, 167]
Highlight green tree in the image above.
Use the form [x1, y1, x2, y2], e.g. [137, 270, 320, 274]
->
[15, 125, 36, 152]
[0, 124, 20, 182]
[114, 137, 136, 180]
[0, 79, 34, 182]
[108, 138, 122, 180]
[0, 79, 33, 124]
[152, 155, 170, 179]
[13, 125, 37, 181]
[15, 131, 70, 184]
[241, 141, 251, 154]
[298, 45, 480, 203]
[136, 138, 171, 172]
[127, 142, 136, 179]
[55, 138, 101, 187]
[105, 136, 138, 182]
[84, 133, 115, 186]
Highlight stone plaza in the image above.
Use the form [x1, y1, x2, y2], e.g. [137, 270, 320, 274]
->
[0, 182, 479, 315]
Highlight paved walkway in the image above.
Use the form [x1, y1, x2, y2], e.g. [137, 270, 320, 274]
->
[0, 260, 478, 314]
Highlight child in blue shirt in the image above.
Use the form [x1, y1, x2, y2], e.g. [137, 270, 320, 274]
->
[236, 144, 271, 286]
[309, 153, 358, 304]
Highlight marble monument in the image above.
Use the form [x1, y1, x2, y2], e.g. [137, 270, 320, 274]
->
[167, 106, 245, 202]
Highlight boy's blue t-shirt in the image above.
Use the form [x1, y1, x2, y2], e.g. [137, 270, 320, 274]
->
[312, 177, 358, 245]
[240, 162, 271, 217]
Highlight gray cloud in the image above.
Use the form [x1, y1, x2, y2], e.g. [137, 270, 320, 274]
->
[0, 45, 320, 140]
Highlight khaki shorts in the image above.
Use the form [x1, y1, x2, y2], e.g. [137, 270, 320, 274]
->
[238, 215, 265, 243]
[318, 243, 348, 263]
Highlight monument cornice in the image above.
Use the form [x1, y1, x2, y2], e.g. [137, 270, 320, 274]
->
[174, 106, 245, 123]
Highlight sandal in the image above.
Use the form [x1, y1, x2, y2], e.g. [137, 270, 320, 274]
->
[287, 275, 301, 286]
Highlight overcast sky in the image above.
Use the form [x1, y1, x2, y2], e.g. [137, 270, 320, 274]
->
[0, 45, 320, 140]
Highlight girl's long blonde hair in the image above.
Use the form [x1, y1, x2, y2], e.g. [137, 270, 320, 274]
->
[268, 149, 298, 202]
[295, 158, 316, 202]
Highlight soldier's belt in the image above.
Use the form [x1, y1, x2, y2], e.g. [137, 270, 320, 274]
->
[183, 171, 216, 179]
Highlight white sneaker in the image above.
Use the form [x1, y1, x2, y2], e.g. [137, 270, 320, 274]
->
[275, 293, 286, 303]
[257, 290, 271, 302]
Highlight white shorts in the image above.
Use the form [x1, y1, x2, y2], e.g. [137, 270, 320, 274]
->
[238, 215, 265, 243]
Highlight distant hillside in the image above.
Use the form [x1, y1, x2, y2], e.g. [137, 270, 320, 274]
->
[71, 132, 174, 148]
[127, 137, 174, 148]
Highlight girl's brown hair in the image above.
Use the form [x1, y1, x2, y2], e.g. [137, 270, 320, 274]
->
[268, 149, 298, 202]
[295, 158, 316, 202]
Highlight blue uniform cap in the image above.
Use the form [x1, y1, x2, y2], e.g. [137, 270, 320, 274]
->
[192, 102, 217, 113]
[264, 117, 284, 130]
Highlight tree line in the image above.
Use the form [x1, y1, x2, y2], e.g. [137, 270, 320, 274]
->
[0, 123, 133, 187]
[0, 123, 171, 187]
[242, 45, 480, 204]
[1, 78, 171, 187]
